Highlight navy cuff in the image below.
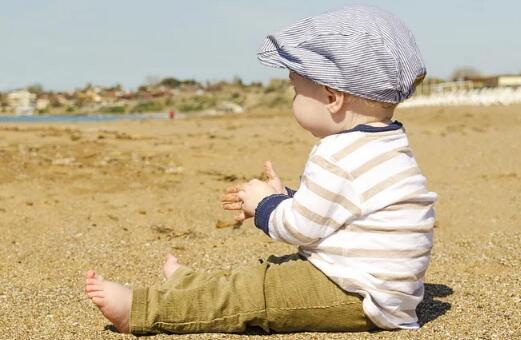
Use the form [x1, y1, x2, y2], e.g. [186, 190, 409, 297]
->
[254, 194, 291, 236]
[285, 187, 297, 197]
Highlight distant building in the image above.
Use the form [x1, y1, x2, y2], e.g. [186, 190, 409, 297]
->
[7, 90, 36, 115]
[414, 74, 521, 97]
[498, 75, 521, 88]
[36, 97, 50, 111]
[465, 75, 521, 89]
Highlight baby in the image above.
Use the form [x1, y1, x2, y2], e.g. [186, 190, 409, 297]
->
[85, 5, 436, 334]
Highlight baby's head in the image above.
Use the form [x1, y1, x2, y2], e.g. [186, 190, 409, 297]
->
[258, 5, 426, 137]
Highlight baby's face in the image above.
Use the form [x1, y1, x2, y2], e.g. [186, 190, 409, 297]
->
[289, 71, 334, 138]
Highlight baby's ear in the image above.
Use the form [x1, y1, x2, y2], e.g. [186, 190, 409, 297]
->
[324, 86, 345, 114]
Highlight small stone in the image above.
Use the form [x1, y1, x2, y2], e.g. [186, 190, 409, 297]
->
[52, 157, 76, 166]
[165, 166, 184, 174]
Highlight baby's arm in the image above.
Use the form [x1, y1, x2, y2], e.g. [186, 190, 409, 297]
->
[255, 154, 362, 246]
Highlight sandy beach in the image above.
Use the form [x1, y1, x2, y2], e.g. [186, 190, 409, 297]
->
[0, 105, 520, 339]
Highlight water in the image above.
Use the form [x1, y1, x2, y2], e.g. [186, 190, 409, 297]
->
[0, 112, 169, 123]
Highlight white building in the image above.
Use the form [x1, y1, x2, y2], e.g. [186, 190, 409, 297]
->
[7, 90, 36, 115]
[498, 75, 521, 88]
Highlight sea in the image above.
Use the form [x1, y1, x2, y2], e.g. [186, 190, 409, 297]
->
[0, 113, 170, 123]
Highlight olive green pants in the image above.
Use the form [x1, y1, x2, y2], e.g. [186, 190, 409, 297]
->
[130, 253, 375, 335]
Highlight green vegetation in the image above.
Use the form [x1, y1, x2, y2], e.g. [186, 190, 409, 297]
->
[177, 95, 217, 112]
[159, 77, 199, 88]
[102, 105, 126, 114]
[131, 101, 164, 113]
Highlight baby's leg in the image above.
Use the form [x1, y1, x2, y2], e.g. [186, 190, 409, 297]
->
[84, 254, 185, 334]
[85, 253, 374, 335]
[130, 259, 269, 334]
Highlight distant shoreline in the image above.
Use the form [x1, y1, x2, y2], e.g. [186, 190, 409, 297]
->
[0, 112, 172, 124]
[0, 111, 253, 124]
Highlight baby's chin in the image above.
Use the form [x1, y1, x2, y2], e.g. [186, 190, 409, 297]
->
[309, 128, 334, 138]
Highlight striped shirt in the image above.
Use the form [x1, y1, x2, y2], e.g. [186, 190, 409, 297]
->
[254, 121, 437, 330]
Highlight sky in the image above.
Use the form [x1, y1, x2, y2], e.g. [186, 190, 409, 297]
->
[1, 0, 520, 91]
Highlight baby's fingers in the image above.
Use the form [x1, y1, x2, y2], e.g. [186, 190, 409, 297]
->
[225, 184, 244, 193]
[220, 193, 241, 203]
[222, 202, 242, 210]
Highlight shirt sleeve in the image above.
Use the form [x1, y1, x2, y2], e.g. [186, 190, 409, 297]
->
[254, 153, 362, 246]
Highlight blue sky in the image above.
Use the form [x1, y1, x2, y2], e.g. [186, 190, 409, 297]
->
[1, 0, 519, 91]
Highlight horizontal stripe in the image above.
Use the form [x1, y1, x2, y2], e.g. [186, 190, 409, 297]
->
[277, 214, 317, 244]
[331, 136, 370, 161]
[381, 201, 432, 211]
[394, 188, 430, 201]
[351, 146, 412, 178]
[331, 131, 404, 161]
[321, 247, 431, 258]
[301, 175, 361, 215]
[346, 224, 434, 234]
[293, 200, 343, 230]
[362, 167, 422, 201]
[371, 269, 427, 282]
[327, 274, 424, 299]
[310, 155, 352, 180]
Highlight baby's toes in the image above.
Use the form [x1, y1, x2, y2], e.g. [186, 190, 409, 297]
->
[85, 284, 103, 293]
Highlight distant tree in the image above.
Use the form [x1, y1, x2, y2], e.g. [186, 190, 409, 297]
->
[106, 84, 123, 92]
[181, 79, 199, 87]
[450, 67, 481, 81]
[27, 83, 44, 94]
[160, 77, 182, 88]
[0, 92, 6, 108]
[232, 76, 244, 87]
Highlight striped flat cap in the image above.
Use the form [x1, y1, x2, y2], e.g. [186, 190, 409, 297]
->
[257, 5, 426, 103]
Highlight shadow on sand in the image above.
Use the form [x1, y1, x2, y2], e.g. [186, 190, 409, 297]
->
[417, 283, 453, 326]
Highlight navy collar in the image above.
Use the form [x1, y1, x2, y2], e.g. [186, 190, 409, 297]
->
[336, 120, 403, 134]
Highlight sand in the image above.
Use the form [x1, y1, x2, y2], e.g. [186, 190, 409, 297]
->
[0, 105, 520, 339]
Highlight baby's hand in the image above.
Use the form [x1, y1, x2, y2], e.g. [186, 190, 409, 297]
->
[238, 179, 278, 218]
[221, 161, 284, 222]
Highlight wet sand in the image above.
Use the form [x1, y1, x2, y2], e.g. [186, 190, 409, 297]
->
[0, 105, 520, 339]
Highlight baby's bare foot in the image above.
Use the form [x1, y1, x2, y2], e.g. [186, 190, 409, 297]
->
[163, 254, 186, 279]
[85, 270, 131, 333]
